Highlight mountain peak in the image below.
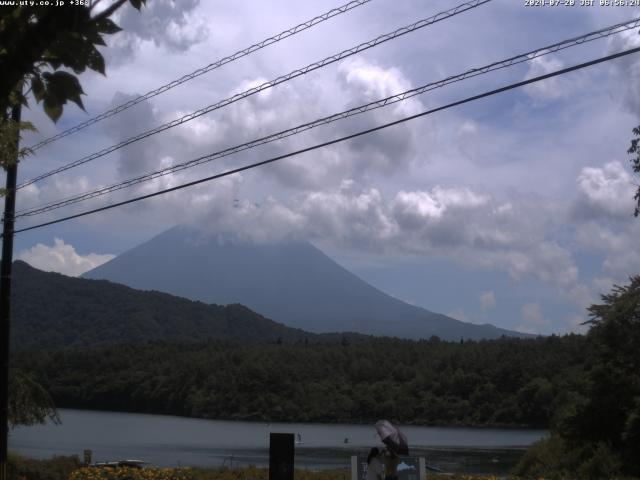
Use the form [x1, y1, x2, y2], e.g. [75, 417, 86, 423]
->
[84, 225, 528, 340]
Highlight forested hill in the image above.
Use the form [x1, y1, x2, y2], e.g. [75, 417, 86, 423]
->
[13, 334, 588, 428]
[10, 260, 343, 351]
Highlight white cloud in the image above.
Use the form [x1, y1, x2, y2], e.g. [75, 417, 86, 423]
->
[520, 302, 550, 330]
[575, 161, 636, 219]
[107, 0, 208, 62]
[523, 56, 570, 101]
[14, 183, 40, 212]
[479, 291, 496, 311]
[14, 175, 98, 219]
[300, 186, 398, 248]
[576, 221, 640, 281]
[393, 187, 488, 222]
[457, 120, 479, 159]
[565, 161, 640, 309]
[459, 121, 477, 136]
[339, 58, 422, 115]
[563, 314, 588, 334]
[177, 181, 587, 309]
[17, 239, 115, 277]
[447, 308, 468, 323]
[124, 56, 428, 195]
[592, 276, 616, 295]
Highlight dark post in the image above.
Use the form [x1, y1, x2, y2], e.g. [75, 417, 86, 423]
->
[0, 103, 21, 480]
[83, 449, 92, 466]
[269, 433, 294, 480]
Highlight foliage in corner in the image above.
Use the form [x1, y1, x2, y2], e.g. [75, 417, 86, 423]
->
[0, 119, 35, 170]
[515, 276, 640, 479]
[0, 0, 147, 121]
[627, 127, 640, 217]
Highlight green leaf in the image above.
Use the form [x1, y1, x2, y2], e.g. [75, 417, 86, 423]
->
[31, 75, 45, 102]
[85, 29, 107, 47]
[95, 18, 122, 35]
[129, 0, 145, 10]
[20, 121, 37, 133]
[21, 97, 29, 107]
[43, 97, 63, 123]
[46, 56, 62, 70]
[9, 90, 29, 108]
[43, 71, 86, 111]
[0, 119, 37, 167]
[86, 48, 105, 75]
[8, 369, 60, 428]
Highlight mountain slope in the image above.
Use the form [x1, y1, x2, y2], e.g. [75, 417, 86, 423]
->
[10, 260, 324, 351]
[84, 226, 526, 340]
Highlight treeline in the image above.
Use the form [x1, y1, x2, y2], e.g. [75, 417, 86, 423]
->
[513, 276, 640, 479]
[13, 334, 587, 428]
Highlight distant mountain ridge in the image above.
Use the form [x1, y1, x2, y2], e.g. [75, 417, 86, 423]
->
[84, 226, 527, 340]
[10, 260, 335, 351]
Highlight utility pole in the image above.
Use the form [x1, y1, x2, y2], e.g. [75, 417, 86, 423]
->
[0, 103, 22, 480]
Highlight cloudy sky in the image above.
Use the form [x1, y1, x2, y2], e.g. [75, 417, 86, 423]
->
[9, 0, 640, 335]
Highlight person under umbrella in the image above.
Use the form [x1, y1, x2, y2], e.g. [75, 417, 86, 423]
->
[375, 420, 408, 480]
[366, 447, 384, 480]
[382, 448, 400, 480]
[374, 420, 409, 455]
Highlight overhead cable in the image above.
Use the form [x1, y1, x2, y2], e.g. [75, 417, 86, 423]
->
[25, 0, 373, 152]
[17, 0, 491, 189]
[15, 16, 640, 219]
[11, 45, 640, 235]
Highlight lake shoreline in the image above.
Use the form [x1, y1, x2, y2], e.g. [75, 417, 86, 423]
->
[10, 408, 546, 475]
[49, 405, 550, 432]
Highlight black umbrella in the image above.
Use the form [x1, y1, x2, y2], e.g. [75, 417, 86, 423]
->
[375, 420, 409, 455]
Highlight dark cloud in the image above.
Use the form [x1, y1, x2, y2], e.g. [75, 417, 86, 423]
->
[102, 92, 164, 177]
[607, 29, 640, 117]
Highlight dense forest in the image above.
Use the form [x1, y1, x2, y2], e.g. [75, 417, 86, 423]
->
[13, 334, 587, 428]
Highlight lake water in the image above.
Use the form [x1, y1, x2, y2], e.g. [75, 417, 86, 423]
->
[9, 409, 546, 475]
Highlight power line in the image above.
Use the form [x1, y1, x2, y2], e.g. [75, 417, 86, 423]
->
[11, 45, 640, 236]
[17, 0, 491, 189]
[25, 0, 373, 152]
[15, 17, 640, 219]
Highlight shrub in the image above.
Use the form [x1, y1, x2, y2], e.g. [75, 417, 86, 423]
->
[69, 466, 192, 480]
[7, 452, 81, 480]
